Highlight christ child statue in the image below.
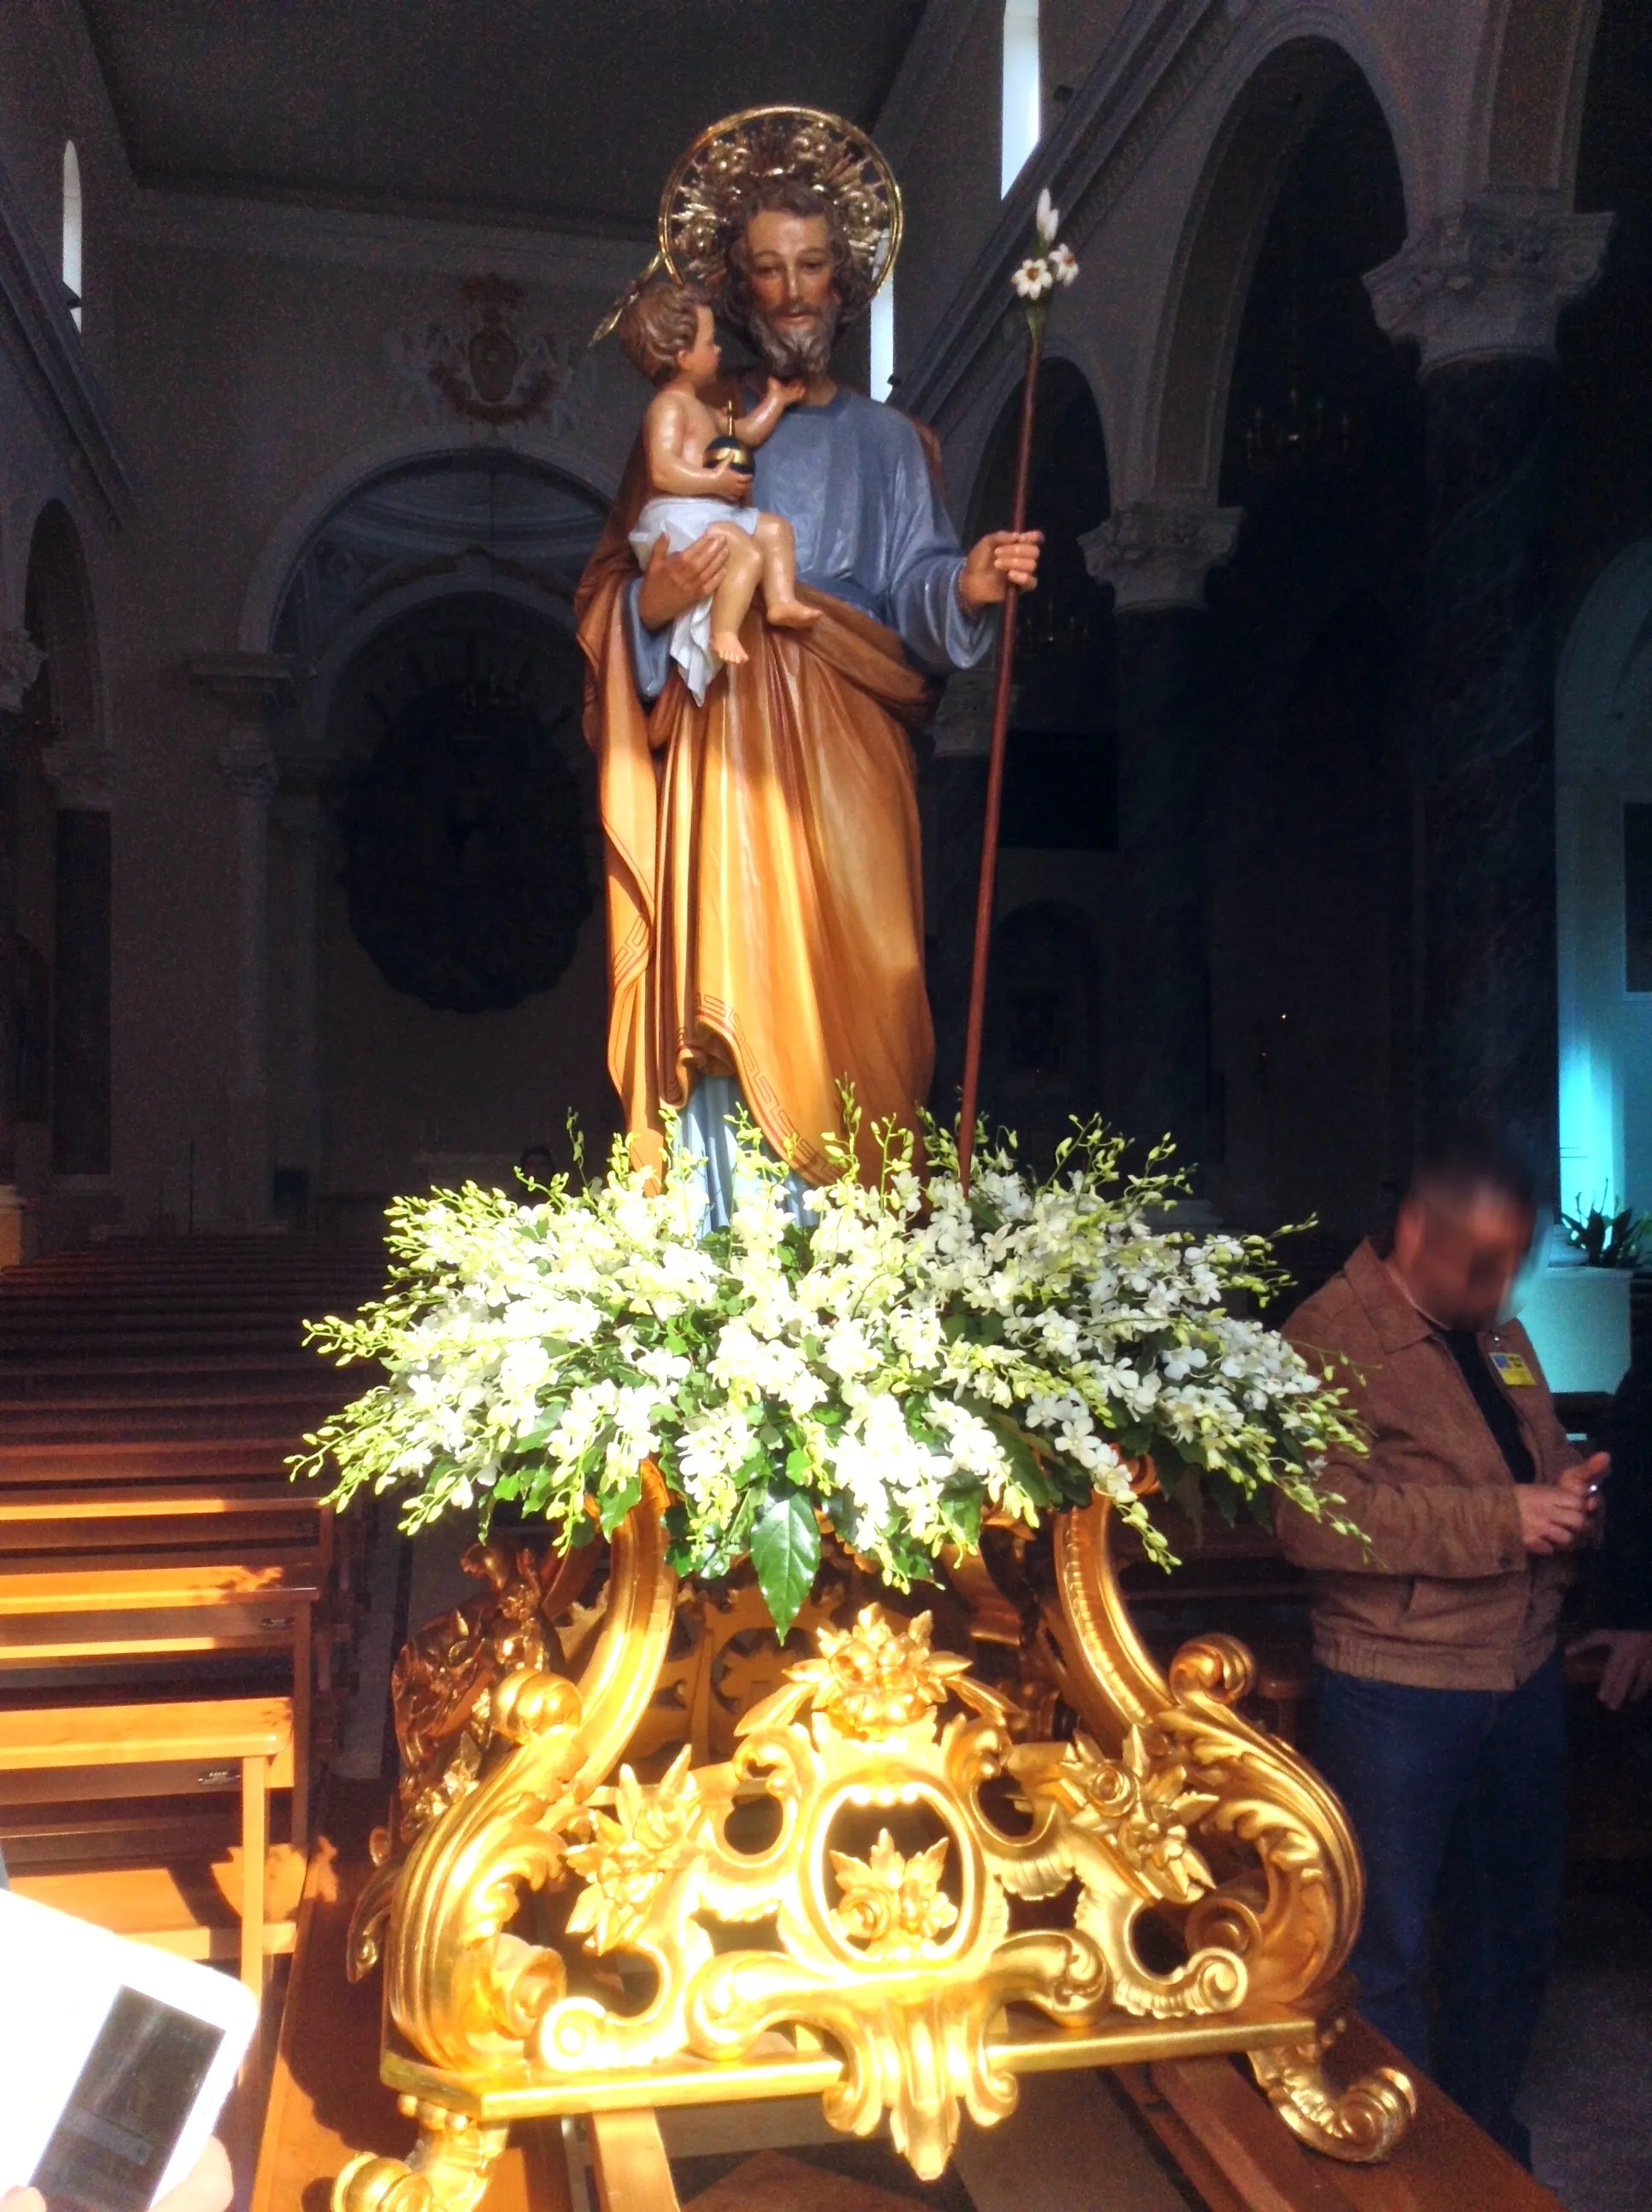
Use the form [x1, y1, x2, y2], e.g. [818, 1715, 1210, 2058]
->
[619, 280, 818, 701]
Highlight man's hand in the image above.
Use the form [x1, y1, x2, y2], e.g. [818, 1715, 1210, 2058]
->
[3, 2138, 233, 2212]
[1516, 1481, 1595, 1554]
[958, 529, 1043, 611]
[1560, 1450, 1610, 1501]
[637, 531, 731, 629]
[1568, 1627, 1652, 1709]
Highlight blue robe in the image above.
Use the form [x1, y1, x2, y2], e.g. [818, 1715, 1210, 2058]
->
[604, 386, 991, 1220]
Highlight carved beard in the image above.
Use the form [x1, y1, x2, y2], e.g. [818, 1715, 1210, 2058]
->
[747, 298, 840, 381]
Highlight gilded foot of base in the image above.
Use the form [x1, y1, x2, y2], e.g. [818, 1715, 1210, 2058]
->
[333, 2104, 510, 2212]
[1248, 2030, 1416, 2163]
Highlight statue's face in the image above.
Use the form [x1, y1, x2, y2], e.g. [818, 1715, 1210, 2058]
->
[739, 211, 839, 380]
[744, 212, 835, 316]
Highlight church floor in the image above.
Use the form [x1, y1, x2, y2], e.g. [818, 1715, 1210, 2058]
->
[1523, 1871, 1652, 2212]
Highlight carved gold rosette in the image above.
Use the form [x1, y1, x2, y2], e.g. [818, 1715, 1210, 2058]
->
[335, 1470, 1413, 2210]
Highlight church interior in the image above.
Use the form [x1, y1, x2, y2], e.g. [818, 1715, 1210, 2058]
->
[3, 3, 1651, 2209]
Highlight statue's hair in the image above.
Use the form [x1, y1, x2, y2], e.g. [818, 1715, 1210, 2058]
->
[617, 279, 708, 385]
[720, 178, 874, 329]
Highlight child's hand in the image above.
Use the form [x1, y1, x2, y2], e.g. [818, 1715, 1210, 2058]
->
[709, 457, 750, 501]
[767, 378, 807, 408]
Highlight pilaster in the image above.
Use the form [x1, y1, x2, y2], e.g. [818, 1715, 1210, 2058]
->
[189, 652, 294, 1224]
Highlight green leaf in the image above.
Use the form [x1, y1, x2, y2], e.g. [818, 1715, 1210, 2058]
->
[750, 1484, 820, 1639]
[973, 1406, 1057, 1505]
[513, 1400, 568, 1452]
[938, 1481, 983, 1553]
[598, 1469, 643, 1534]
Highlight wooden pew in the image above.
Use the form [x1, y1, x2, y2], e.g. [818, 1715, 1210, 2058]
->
[0, 1238, 386, 1885]
[0, 1696, 295, 2000]
[0, 1550, 323, 1846]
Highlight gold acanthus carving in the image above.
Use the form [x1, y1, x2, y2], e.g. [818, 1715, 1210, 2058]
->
[336, 1483, 1414, 2209]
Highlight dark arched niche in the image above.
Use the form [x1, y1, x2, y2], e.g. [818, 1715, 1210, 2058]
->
[1199, 70, 1419, 1240]
[1153, 39, 1370, 501]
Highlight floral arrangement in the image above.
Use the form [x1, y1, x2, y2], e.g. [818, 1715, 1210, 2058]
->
[295, 1115, 1363, 1636]
[1010, 189, 1079, 316]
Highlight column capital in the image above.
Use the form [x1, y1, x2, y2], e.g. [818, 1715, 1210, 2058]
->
[0, 630, 44, 715]
[39, 735, 113, 810]
[1080, 500, 1242, 614]
[188, 649, 295, 719]
[1365, 195, 1613, 373]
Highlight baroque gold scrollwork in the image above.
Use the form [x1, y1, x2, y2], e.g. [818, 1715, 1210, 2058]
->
[341, 1488, 1413, 2209]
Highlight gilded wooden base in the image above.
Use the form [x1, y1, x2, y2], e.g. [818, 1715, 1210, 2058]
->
[336, 1476, 1412, 2209]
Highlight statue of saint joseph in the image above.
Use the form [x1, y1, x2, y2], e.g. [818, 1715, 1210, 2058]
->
[577, 116, 1038, 1196]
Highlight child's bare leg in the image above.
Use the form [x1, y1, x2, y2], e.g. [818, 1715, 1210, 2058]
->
[752, 512, 819, 628]
[705, 526, 764, 663]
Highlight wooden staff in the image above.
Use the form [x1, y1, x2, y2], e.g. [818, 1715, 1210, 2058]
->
[957, 316, 1044, 1190]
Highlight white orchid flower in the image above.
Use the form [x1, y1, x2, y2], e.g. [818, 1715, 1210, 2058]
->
[1036, 188, 1059, 245]
[1049, 242, 1079, 288]
[1012, 257, 1053, 300]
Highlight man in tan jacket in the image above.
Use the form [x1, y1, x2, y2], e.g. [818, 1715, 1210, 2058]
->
[1278, 1132, 1604, 2167]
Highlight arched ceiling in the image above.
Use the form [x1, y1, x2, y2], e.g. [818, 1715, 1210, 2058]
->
[79, 1, 925, 234]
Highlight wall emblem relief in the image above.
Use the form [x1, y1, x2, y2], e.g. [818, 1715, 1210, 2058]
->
[390, 275, 572, 429]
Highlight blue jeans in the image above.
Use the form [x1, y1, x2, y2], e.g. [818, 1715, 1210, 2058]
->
[1312, 1654, 1567, 2167]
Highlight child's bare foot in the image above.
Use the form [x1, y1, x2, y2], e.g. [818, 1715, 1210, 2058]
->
[713, 631, 748, 664]
[765, 600, 821, 628]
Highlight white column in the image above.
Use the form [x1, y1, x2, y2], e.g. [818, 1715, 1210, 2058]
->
[189, 653, 293, 1225]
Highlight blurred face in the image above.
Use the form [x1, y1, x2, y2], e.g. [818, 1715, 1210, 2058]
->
[742, 210, 840, 377]
[1390, 1185, 1534, 1332]
[675, 304, 721, 387]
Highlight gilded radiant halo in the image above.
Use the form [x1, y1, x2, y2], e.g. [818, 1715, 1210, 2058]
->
[657, 105, 902, 309]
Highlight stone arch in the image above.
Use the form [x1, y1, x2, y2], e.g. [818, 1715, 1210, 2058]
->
[946, 331, 1115, 547]
[1475, 0, 1602, 201]
[1148, 36, 1406, 501]
[251, 452, 614, 1227]
[237, 427, 619, 654]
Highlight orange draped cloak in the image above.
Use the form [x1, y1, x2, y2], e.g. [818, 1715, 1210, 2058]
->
[575, 442, 938, 1185]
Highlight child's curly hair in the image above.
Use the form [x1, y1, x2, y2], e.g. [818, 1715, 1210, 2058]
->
[617, 280, 709, 386]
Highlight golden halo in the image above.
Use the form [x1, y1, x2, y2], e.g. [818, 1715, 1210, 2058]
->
[657, 105, 902, 312]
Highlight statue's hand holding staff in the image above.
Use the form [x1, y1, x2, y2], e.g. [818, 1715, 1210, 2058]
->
[958, 528, 1043, 610]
